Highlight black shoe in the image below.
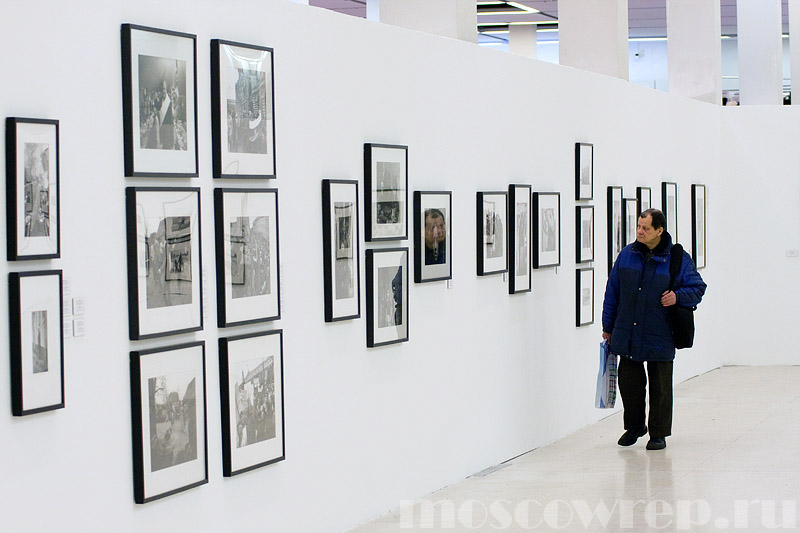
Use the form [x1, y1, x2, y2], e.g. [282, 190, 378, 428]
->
[646, 437, 667, 450]
[618, 425, 647, 446]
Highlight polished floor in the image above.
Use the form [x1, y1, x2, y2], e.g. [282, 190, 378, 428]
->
[351, 366, 800, 532]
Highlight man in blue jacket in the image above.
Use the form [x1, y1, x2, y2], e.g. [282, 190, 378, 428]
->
[602, 209, 706, 450]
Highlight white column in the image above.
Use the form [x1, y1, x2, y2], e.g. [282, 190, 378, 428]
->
[559, 0, 629, 80]
[790, 0, 800, 104]
[737, 0, 783, 105]
[366, 0, 477, 44]
[666, 0, 721, 104]
[509, 25, 537, 58]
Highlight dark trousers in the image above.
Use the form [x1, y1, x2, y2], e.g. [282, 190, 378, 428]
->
[618, 357, 673, 438]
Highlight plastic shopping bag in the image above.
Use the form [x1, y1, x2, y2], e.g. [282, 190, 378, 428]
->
[595, 341, 618, 409]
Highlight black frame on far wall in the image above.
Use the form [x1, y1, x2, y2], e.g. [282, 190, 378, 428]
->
[322, 180, 361, 321]
[364, 143, 408, 242]
[9, 270, 64, 416]
[607, 186, 623, 272]
[624, 197, 638, 246]
[413, 191, 452, 283]
[507, 184, 532, 294]
[532, 192, 561, 269]
[121, 23, 199, 177]
[365, 247, 409, 348]
[636, 187, 652, 216]
[575, 142, 593, 201]
[211, 39, 276, 179]
[476, 191, 508, 276]
[576, 267, 595, 327]
[691, 184, 707, 269]
[6, 118, 61, 260]
[661, 181, 678, 239]
[575, 205, 594, 263]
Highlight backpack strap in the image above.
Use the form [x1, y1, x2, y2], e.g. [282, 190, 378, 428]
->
[668, 243, 683, 291]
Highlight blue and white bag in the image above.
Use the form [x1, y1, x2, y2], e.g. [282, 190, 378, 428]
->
[595, 341, 618, 409]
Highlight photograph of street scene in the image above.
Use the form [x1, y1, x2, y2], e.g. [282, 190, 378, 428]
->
[232, 356, 276, 448]
[147, 372, 198, 472]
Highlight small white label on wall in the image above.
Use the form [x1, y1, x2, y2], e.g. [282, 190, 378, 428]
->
[72, 297, 85, 316]
[73, 318, 86, 337]
[786, 250, 799, 258]
[447, 279, 453, 290]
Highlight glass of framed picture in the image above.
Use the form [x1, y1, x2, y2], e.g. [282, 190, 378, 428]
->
[121, 24, 198, 177]
[219, 330, 285, 477]
[130, 341, 207, 504]
[211, 39, 276, 179]
[532, 192, 560, 269]
[322, 180, 360, 321]
[576, 268, 594, 327]
[365, 248, 409, 347]
[624, 197, 638, 246]
[6, 118, 60, 260]
[126, 187, 203, 339]
[413, 191, 452, 283]
[661, 181, 678, 239]
[364, 143, 408, 241]
[607, 186, 623, 271]
[575, 142, 593, 201]
[636, 186, 651, 215]
[508, 184, 532, 294]
[214, 188, 280, 327]
[575, 205, 594, 263]
[476, 191, 508, 276]
[9, 270, 64, 416]
[691, 184, 706, 269]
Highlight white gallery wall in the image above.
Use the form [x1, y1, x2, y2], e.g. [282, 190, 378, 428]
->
[0, 0, 793, 531]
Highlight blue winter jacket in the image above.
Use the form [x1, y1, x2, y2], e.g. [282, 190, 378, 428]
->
[602, 232, 706, 362]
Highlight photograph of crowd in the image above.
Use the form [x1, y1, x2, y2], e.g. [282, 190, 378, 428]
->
[229, 216, 271, 299]
[138, 54, 188, 151]
[23, 142, 51, 237]
[147, 372, 198, 472]
[227, 68, 269, 155]
[232, 356, 277, 448]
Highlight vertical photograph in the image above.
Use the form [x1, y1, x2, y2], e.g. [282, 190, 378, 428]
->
[691, 184, 707, 269]
[575, 142, 593, 200]
[576, 268, 595, 327]
[607, 186, 623, 271]
[413, 191, 452, 283]
[147, 371, 198, 472]
[636, 186, 651, 215]
[366, 248, 409, 347]
[508, 184, 532, 294]
[476, 192, 508, 275]
[364, 144, 408, 241]
[661, 181, 678, 240]
[532, 192, 561, 269]
[322, 180, 361, 321]
[576, 205, 594, 263]
[624, 197, 638, 246]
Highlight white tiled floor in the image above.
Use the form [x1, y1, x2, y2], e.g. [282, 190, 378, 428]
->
[350, 366, 800, 532]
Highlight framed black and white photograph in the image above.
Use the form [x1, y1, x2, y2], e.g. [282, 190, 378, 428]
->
[508, 184, 531, 294]
[9, 271, 64, 416]
[214, 189, 280, 327]
[6, 118, 60, 260]
[219, 329, 285, 476]
[322, 180, 360, 321]
[364, 143, 408, 241]
[121, 24, 198, 177]
[575, 205, 594, 263]
[413, 191, 451, 283]
[576, 268, 594, 327]
[691, 184, 706, 269]
[130, 342, 207, 503]
[476, 191, 508, 276]
[532, 192, 560, 269]
[211, 40, 275, 179]
[607, 186, 623, 271]
[636, 186, 651, 215]
[661, 181, 678, 239]
[365, 248, 408, 347]
[575, 142, 593, 201]
[126, 187, 202, 340]
[624, 197, 638, 246]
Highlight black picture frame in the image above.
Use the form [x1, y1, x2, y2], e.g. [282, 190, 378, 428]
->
[508, 184, 532, 294]
[211, 39, 276, 179]
[9, 270, 64, 416]
[476, 191, 508, 276]
[691, 184, 707, 269]
[532, 192, 561, 269]
[413, 191, 452, 283]
[607, 186, 623, 271]
[661, 181, 678, 239]
[575, 205, 594, 263]
[121, 24, 198, 177]
[575, 142, 593, 201]
[576, 267, 594, 327]
[624, 197, 638, 246]
[636, 186, 652, 215]
[219, 330, 285, 477]
[214, 188, 281, 327]
[365, 248, 409, 347]
[126, 187, 203, 340]
[364, 143, 408, 241]
[322, 180, 361, 321]
[6, 118, 61, 260]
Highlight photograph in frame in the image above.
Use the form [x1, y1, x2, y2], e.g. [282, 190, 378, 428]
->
[214, 189, 280, 327]
[576, 268, 595, 327]
[9, 270, 64, 416]
[636, 187, 651, 216]
[575, 142, 593, 201]
[6, 118, 60, 260]
[575, 205, 594, 263]
[476, 192, 508, 276]
[121, 24, 198, 177]
[624, 198, 638, 246]
[691, 184, 707, 269]
[126, 187, 203, 339]
[322, 180, 360, 321]
[365, 248, 409, 347]
[508, 184, 532, 294]
[607, 186, 624, 272]
[211, 39, 275, 178]
[219, 329, 285, 476]
[130, 341, 207, 504]
[413, 191, 452, 283]
[364, 143, 408, 241]
[532, 192, 560, 269]
[661, 181, 678, 240]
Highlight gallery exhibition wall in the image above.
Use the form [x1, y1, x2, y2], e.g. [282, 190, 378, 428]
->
[0, 0, 796, 531]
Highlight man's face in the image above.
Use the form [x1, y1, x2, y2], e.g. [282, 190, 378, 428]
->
[636, 215, 663, 249]
[425, 213, 446, 249]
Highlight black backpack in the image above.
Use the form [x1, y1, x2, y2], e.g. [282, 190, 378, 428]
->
[668, 244, 695, 349]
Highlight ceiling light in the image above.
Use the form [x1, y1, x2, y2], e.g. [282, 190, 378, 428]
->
[478, 1, 540, 15]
